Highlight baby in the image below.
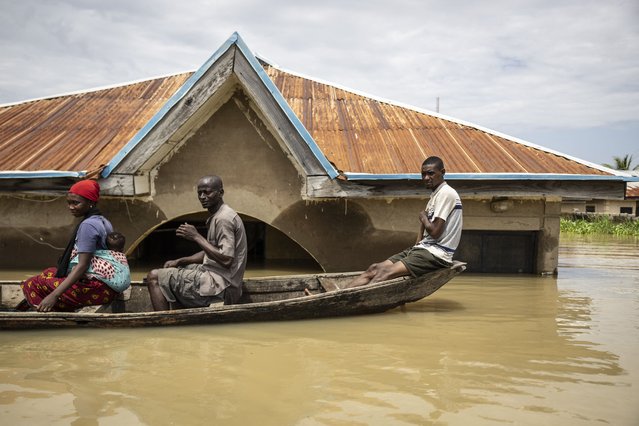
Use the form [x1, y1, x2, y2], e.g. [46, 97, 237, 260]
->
[106, 231, 126, 252]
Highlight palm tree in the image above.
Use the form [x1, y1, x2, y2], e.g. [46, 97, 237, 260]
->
[603, 154, 639, 171]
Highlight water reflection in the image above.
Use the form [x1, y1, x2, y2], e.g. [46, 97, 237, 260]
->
[1, 235, 638, 425]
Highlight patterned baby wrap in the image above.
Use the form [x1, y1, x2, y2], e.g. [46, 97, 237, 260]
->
[69, 249, 131, 292]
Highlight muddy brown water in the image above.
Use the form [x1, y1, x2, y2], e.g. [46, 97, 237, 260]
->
[1, 235, 637, 425]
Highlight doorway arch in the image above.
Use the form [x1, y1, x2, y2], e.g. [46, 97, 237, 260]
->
[127, 212, 322, 276]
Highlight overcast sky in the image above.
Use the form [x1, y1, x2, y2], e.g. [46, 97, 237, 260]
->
[1, 0, 637, 167]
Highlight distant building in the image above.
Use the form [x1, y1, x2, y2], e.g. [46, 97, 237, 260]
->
[562, 174, 639, 216]
[0, 33, 635, 274]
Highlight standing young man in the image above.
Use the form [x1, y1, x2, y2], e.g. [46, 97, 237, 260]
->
[347, 156, 462, 288]
[146, 175, 247, 310]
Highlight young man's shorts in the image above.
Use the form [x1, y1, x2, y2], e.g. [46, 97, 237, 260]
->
[388, 247, 452, 277]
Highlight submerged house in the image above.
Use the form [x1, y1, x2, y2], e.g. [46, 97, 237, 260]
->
[0, 33, 634, 274]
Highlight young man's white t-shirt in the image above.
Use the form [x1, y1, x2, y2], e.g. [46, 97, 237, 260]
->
[414, 182, 463, 263]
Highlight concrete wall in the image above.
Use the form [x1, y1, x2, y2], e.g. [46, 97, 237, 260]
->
[0, 95, 561, 274]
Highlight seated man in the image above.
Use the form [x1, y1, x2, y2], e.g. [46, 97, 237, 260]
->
[146, 175, 248, 310]
[346, 156, 462, 288]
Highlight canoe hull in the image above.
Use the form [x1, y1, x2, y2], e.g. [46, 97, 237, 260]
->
[0, 262, 465, 329]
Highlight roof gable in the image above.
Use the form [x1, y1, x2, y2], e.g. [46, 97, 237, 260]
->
[103, 32, 337, 181]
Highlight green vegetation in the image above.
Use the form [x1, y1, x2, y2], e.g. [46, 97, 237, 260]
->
[561, 216, 639, 236]
[602, 154, 639, 171]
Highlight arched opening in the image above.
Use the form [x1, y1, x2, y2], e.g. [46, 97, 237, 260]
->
[127, 212, 322, 278]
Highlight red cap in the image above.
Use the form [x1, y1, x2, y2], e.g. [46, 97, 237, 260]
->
[69, 180, 100, 202]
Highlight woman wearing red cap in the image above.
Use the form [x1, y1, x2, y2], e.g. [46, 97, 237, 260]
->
[18, 179, 123, 312]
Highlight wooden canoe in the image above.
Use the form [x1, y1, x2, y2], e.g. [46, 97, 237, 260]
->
[0, 261, 466, 329]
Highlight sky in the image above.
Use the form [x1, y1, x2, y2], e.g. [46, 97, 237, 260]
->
[0, 0, 637, 168]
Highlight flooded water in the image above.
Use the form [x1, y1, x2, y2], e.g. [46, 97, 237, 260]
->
[1, 235, 638, 425]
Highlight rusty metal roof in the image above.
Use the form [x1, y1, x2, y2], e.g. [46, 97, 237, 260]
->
[264, 65, 611, 177]
[0, 74, 191, 177]
[0, 45, 618, 180]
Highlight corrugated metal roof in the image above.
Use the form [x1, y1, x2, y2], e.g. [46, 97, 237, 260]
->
[264, 65, 611, 176]
[0, 74, 191, 177]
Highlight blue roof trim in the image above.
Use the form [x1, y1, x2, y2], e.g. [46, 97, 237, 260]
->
[344, 172, 639, 182]
[0, 171, 86, 179]
[101, 32, 338, 179]
[100, 33, 241, 178]
[233, 35, 338, 178]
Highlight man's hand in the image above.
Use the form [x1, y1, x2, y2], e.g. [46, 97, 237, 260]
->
[163, 259, 180, 268]
[419, 210, 446, 239]
[176, 223, 200, 241]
